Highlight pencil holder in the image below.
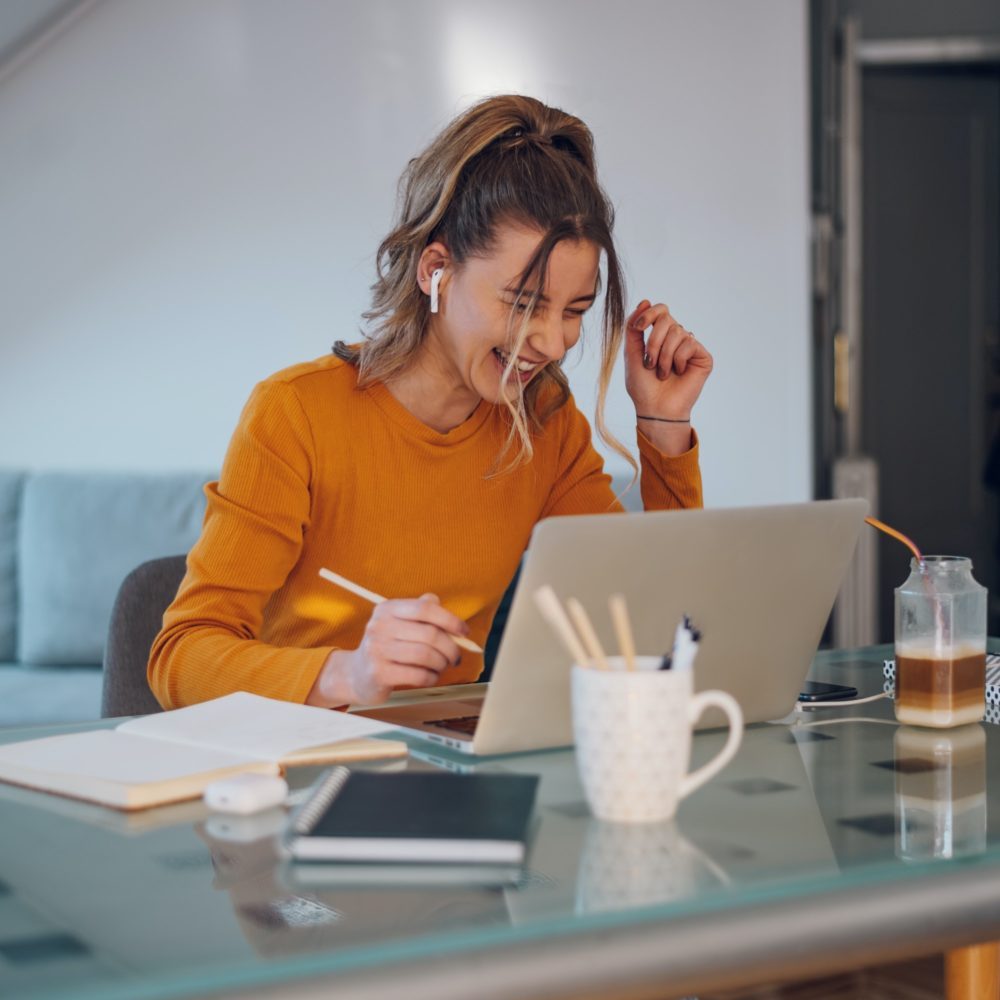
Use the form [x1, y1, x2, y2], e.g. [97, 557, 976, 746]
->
[571, 657, 743, 823]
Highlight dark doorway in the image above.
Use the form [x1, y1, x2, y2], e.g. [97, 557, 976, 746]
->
[860, 66, 1000, 639]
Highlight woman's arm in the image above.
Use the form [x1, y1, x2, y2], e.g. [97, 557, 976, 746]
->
[539, 395, 702, 519]
[543, 297, 711, 517]
[148, 380, 329, 709]
[624, 299, 713, 438]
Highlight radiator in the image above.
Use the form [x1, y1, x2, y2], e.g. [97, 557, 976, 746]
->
[832, 456, 879, 648]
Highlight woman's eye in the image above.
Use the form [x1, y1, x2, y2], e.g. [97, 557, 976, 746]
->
[565, 309, 585, 319]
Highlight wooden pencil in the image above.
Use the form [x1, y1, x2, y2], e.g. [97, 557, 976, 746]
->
[566, 598, 610, 671]
[533, 585, 592, 667]
[318, 567, 482, 654]
[608, 593, 637, 671]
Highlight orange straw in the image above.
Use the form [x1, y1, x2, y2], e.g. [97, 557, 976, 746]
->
[864, 516, 944, 644]
[864, 516, 923, 564]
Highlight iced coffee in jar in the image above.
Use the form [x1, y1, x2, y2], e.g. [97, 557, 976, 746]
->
[894, 556, 987, 728]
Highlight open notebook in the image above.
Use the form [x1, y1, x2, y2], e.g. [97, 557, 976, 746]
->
[0, 693, 405, 810]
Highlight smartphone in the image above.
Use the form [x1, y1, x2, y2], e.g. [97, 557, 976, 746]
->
[798, 680, 858, 703]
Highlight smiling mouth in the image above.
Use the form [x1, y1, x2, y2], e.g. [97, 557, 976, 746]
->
[493, 348, 543, 381]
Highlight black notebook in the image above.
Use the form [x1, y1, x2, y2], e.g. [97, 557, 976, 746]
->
[284, 768, 539, 865]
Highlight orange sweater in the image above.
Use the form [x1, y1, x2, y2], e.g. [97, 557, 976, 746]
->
[148, 356, 702, 709]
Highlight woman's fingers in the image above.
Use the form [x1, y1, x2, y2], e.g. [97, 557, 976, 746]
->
[624, 299, 652, 368]
[370, 631, 457, 672]
[381, 639, 453, 674]
[644, 317, 691, 380]
[363, 662, 442, 701]
[381, 664, 443, 689]
[391, 621, 463, 662]
[664, 328, 700, 376]
[366, 594, 465, 668]
[631, 302, 678, 360]
[628, 298, 652, 332]
[325, 590, 472, 706]
[635, 304, 713, 382]
[389, 593, 470, 640]
[370, 612, 463, 658]
[355, 631, 453, 700]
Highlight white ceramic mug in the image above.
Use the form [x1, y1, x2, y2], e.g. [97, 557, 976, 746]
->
[571, 656, 743, 823]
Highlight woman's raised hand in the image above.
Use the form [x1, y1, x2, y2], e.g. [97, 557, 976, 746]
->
[624, 299, 713, 426]
[307, 594, 470, 707]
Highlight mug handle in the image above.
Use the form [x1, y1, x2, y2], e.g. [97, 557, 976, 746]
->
[678, 690, 744, 800]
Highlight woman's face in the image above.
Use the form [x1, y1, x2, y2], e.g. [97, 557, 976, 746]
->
[427, 222, 601, 404]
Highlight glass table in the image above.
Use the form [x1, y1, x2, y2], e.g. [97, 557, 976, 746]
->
[2, 643, 1000, 1000]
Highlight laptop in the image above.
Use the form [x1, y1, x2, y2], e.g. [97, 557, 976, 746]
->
[353, 499, 868, 755]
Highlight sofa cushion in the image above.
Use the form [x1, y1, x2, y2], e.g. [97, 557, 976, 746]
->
[0, 472, 25, 662]
[18, 472, 210, 666]
[0, 663, 103, 727]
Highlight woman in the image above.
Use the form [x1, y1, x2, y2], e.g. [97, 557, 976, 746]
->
[148, 94, 712, 710]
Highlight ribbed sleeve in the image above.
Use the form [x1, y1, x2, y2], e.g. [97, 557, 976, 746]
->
[636, 427, 702, 511]
[149, 382, 332, 709]
[540, 397, 703, 517]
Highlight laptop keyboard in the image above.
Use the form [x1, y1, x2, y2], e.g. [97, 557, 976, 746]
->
[425, 715, 480, 736]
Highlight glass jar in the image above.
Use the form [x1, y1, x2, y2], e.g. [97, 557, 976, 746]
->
[894, 556, 987, 728]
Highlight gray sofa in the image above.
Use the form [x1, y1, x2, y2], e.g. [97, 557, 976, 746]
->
[0, 470, 209, 728]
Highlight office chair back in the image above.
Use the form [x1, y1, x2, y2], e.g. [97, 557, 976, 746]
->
[102, 555, 187, 718]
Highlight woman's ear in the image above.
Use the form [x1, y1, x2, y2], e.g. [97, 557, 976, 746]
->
[417, 242, 451, 297]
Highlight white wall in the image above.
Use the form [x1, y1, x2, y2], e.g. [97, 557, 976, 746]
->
[0, 0, 810, 507]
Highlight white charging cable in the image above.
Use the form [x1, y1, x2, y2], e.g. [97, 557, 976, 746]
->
[796, 692, 889, 709]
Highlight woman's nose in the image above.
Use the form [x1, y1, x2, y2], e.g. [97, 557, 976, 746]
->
[528, 312, 572, 362]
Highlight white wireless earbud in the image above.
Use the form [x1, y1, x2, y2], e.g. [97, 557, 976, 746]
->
[429, 268, 444, 314]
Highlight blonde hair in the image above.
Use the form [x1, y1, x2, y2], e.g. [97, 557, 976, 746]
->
[335, 94, 634, 479]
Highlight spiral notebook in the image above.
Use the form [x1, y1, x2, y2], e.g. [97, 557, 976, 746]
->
[284, 767, 539, 865]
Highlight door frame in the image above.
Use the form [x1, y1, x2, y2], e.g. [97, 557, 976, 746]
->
[813, 14, 1000, 644]
[843, 30, 1000, 453]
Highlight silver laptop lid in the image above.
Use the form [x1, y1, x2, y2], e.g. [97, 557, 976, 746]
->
[472, 499, 868, 755]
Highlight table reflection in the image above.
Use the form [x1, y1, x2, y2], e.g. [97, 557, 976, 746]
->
[194, 813, 511, 958]
[894, 724, 987, 862]
[576, 818, 729, 915]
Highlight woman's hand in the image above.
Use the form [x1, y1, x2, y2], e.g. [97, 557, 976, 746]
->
[306, 594, 469, 707]
[624, 300, 713, 446]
